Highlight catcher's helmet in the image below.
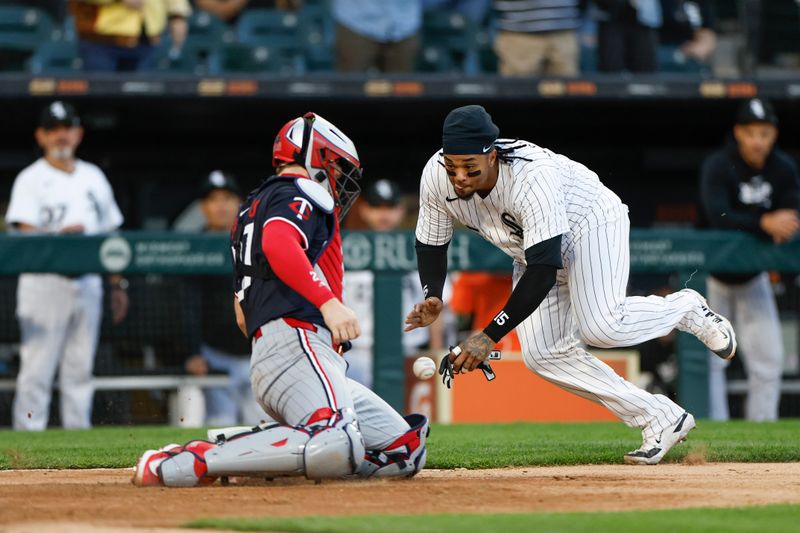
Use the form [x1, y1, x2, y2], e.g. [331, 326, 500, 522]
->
[273, 112, 362, 220]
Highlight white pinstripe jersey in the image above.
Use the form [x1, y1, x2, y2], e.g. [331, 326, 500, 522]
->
[416, 140, 624, 265]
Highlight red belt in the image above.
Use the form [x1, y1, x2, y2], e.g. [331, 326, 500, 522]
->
[253, 318, 318, 341]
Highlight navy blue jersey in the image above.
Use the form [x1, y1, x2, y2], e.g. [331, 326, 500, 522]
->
[232, 175, 338, 338]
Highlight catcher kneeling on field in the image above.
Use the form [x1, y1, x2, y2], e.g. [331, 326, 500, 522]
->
[133, 113, 428, 487]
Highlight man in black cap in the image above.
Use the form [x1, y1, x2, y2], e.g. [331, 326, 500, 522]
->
[182, 171, 264, 426]
[406, 104, 738, 465]
[700, 97, 799, 422]
[5, 101, 127, 430]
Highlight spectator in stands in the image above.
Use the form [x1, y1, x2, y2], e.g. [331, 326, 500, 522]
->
[69, 0, 191, 72]
[5, 101, 127, 430]
[333, 0, 421, 73]
[700, 98, 799, 422]
[449, 272, 521, 352]
[594, 0, 661, 72]
[183, 171, 263, 426]
[493, 0, 584, 76]
[659, 0, 716, 72]
[343, 179, 449, 387]
[194, 0, 300, 25]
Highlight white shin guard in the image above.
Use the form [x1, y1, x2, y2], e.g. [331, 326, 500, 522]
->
[204, 408, 365, 480]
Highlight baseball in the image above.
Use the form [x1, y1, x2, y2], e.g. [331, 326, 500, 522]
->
[413, 356, 437, 380]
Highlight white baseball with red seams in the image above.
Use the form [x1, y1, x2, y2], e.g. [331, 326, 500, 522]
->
[412, 356, 437, 380]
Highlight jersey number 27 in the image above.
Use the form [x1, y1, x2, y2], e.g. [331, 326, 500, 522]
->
[234, 222, 254, 301]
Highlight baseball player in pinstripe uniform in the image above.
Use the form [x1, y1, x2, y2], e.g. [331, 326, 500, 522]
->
[405, 105, 737, 465]
[134, 113, 428, 487]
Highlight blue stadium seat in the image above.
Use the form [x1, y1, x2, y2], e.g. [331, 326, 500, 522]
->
[51, 15, 77, 43]
[0, 6, 55, 71]
[0, 5, 54, 50]
[417, 45, 457, 73]
[237, 9, 301, 49]
[187, 10, 233, 51]
[153, 40, 210, 74]
[208, 42, 299, 74]
[236, 9, 305, 72]
[421, 10, 479, 73]
[300, 4, 335, 71]
[28, 41, 81, 74]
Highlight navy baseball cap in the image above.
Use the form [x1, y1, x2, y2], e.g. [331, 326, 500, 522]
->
[736, 98, 778, 126]
[39, 101, 80, 129]
[442, 105, 500, 155]
[200, 170, 242, 198]
[363, 179, 402, 206]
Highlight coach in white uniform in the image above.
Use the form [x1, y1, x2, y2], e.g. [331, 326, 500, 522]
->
[405, 105, 737, 464]
[6, 101, 125, 430]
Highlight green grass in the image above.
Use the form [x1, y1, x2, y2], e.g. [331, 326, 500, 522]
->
[186, 505, 800, 533]
[1, 420, 799, 470]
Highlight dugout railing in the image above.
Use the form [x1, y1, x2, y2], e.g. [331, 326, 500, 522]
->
[0, 229, 798, 423]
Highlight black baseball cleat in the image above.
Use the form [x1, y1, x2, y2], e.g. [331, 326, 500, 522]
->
[624, 412, 696, 465]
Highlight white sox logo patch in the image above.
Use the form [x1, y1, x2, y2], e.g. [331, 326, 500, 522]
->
[501, 212, 523, 240]
[493, 310, 510, 325]
[289, 197, 313, 220]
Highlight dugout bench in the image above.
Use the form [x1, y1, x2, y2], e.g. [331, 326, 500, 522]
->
[0, 375, 230, 426]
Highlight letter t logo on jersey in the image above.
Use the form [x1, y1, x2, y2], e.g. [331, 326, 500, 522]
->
[289, 197, 314, 221]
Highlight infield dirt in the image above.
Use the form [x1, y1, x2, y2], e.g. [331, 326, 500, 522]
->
[1, 463, 799, 531]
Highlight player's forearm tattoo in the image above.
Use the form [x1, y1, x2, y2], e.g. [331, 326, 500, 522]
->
[463, 332, 494, 361]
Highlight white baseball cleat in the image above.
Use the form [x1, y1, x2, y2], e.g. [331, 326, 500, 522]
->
[680, 289, 737, 360]
[624, 412, 696, 465]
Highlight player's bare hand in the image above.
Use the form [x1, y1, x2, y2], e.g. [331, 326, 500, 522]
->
[404, 297, 443, 332]
[320, 298, 361, 345]
[449, 332, 494, 373]
[60, 224, 85, 234]
[185, 355, 209, 376]
[761, 209, 800, 243]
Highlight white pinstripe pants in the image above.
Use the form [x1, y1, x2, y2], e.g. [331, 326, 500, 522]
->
[514, 204, 695, 439]
[249, 318, 410, 450]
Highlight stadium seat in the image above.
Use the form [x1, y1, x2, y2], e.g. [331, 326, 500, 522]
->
[420, 10, 479, 73]
[237, 9, 301, 49]
[208, 42, 298, 74]
[51, 15, 76, 43]
[28, 41, 82, 74]
[300, 4, 335, 72]
[0, 6, 55, 71]
[153, 40, 210, 74]
[236, 9, 305, 72]
[417, 45, 457, 73]
[0, 5, 54, 49]
[186, 10, 233, 51]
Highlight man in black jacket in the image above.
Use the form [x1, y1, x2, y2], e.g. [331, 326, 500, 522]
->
[700, 97, 800, 421]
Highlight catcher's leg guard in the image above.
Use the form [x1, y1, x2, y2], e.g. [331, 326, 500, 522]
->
[357, 414, 429, 478]
[204, 407, 365, 480]
[133, 441, 217, 487]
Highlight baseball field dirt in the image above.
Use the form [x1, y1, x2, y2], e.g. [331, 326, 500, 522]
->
[2, 463, 800, 531]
